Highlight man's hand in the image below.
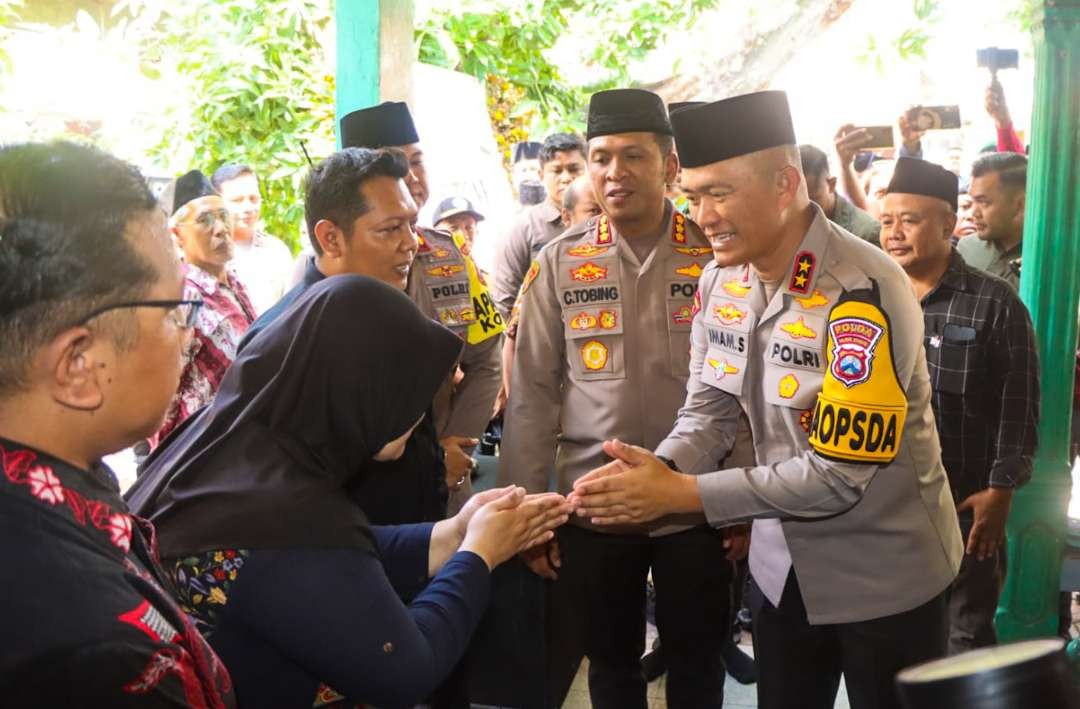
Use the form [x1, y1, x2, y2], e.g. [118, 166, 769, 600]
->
[723, 524, 751, 561]
[956, 487, 1014, 561]
[898, 110, 926, 154]
[441, 436, 479, 488]
[521, 538, 561, 580]
[492, 384, 508, 419]
[834, 124, 872, 167]
[985, 78, 1012, 129]
[568, 439, 701, 526]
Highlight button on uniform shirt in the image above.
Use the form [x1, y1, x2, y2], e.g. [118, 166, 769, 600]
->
[921, 251, 1039, 506]
[150, 264, 256, 448]
[229, 230, 295, 315]
[0, 438, 234, 707]
[831, 193, 881, 246]
[958, 236, 1022, 289]
[493, 200, 567, 319]
[656, 207, 963, 624]
[499, 203, 712, 533]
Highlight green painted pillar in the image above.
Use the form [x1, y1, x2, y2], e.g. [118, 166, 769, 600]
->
[334, 0, 415, 148]
[995, 0, 1080, 642]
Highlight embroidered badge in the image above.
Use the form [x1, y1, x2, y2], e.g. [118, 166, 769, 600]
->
[570, 262, 608, 283]
[672, 304, 694, 325]
[427, 264, 465, 278]
[714, 303, 747, 326]
[314, 685, 348, 707]
[596, 215, 614, 245]
[690, 289, 703, 317]
[789, 251, 815, 294]
[599, 310, 617, 329]
[568, 244, 611, 258]
[722, 280, 751, 298]
[800, 409, 814, 433]
[458, 307, 476, 323]
[27, 464, 64, 505]
[829, 317, 884, 388]
[119, 600, 181, 644]
[433, 247, 451, 259]
[929, 334, 942, 348]
[672, 212, 687, 244]
[706, 357, 739, 381]
[581, 340, 609, 370]
[438, 308, 460, 326]
[416, 233, 431, 253]
[675, 262, 705, 279]
[795, 289, 829, 310]
[780, 316, 818, 340]
[674, 246, 712, 257]
[570, 312, 598, 331]
[520, 260, 540, 296]
[778, 374, 800, 399]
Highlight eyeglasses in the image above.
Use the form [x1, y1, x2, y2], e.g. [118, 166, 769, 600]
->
[187, 209, 232, 232]
[78, 299, 204, 329]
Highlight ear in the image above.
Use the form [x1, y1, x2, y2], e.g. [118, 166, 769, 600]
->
[561, 209, 572, 228]
[313, 219, 346, 258]
[777, 165, 802, 211]
[44, 327, 106, 412]
[1015, 191, 1026, 225]
[943, 211, 958, 240]
[662, 150, 680, 187]
[169, 224, 184, 250]
[827, 176, 838, 194]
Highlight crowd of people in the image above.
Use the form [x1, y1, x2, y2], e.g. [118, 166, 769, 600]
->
[0, 65, 1057, 709]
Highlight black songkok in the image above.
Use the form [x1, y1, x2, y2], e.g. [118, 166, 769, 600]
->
[671, 90, 796, 168]
[886, 157, 959, 212]
[668, 101, 705, 115]
[172, 170, 216, 216]
[512, 141, 542, 163]
[340, 102, 420, 149]
[586, 89, 673, 141]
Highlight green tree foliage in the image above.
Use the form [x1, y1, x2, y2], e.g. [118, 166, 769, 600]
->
[0, 0, 23, 82]
[416, 0, 720, 135]
[118, 0, 334, 252]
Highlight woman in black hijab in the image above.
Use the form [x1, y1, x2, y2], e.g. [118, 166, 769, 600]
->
[127, 275, 570, 708]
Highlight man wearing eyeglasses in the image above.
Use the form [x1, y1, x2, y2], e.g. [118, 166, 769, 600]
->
[150, 169, 256, 448]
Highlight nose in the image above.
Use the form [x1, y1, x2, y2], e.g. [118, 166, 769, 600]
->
[607, 156, 628, 181]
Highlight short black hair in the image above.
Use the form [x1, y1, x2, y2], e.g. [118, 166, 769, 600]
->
[303, 147, 410, 255]
[0, 141, 159, 393]
[971, 151, 1027, 191]
[211, 163, 256, 191]
[540, 133, 586, 166]
[799, 144, 830, 179]
[653, 133, 675, 158]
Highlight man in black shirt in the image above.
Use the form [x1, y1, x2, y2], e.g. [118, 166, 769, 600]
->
[0, 142, 233, 706]
[879, 157, 1040, 653]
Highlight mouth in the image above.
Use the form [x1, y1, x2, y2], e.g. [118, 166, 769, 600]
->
[886, 245, 912, 256]
[606, 188, 633, 204]
[707, 231, 736, 247]
[393, 263, 411, 278]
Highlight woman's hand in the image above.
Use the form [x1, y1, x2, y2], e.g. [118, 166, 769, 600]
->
[460, 488, 573, 570]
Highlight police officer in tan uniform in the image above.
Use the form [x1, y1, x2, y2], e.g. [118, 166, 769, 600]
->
[571, 92, 963, 709]
[499, 88, 735, 709]
[340, 103, 503, 509]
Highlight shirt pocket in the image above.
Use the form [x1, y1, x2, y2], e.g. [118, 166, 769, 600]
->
[666, 282, 697, 378]
[927, 335, 986, 397]
[566, 331, 626, 382]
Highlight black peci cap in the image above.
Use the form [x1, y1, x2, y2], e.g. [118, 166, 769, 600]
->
[886, 157, 959, 212]
[171, 170, 217, 215]
[668, 101, 705, 115]
[512, 141, 542, 163]
[587, 89, 673, 141]
[671, 90, 796, 168]
[340, 102, 420, 149]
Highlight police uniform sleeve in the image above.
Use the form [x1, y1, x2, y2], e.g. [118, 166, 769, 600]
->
[493, 215, 534, 320]
[655, 269, 741, 474]
[497, 247, 564, 493]
[693, 270, 928, 526]
[442, 329, 502, 440]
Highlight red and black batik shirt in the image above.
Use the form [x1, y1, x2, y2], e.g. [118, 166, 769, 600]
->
[0, 438, 235, 708]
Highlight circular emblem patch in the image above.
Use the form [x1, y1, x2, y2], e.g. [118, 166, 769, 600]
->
[581, 340, 609, 371]
[778, 374, 800, 399]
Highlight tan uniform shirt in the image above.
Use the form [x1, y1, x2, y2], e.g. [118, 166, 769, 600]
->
[493, 200, 567, 319]
[499, 204, 714, 532]
[407, 227, 503, 442]
[656, 207, 963, 624]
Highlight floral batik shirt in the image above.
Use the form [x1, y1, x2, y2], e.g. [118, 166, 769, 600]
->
[0, 437, 235, 707]
[150, 264, 256, 449]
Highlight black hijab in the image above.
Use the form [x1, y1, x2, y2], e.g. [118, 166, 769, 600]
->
[126, 275, 463, 557]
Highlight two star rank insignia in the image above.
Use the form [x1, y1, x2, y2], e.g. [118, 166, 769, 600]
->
[788, 251, 815, 295]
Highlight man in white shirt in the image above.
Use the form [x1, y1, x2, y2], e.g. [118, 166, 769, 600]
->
[212, 164, 295, 314]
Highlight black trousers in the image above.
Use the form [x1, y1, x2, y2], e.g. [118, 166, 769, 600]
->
[752, 571, 948, 709]
[547, 524, 733, 709]
[946, 518, 1005, 654]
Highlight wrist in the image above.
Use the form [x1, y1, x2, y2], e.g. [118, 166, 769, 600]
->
[459, 536, 495, 571]
[673, 472, 703, 515]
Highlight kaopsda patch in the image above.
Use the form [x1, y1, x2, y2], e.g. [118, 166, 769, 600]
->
[808, 286, 907, 465]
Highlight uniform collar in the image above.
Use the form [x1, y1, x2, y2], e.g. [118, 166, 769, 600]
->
[751, 205, 831, 324]
[0, 437, 134, 556]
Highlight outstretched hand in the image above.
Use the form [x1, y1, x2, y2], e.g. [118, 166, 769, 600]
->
[567, 440, 700, 526]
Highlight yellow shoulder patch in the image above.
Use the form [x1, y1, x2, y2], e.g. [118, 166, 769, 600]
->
[460, 253, 504, 345]
[807, 294, 907, 465]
